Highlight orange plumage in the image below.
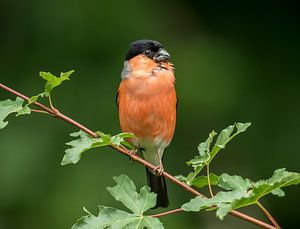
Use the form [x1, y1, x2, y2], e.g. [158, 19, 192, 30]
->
[118, 55, 176, 144]
[117, 40, 177, 208]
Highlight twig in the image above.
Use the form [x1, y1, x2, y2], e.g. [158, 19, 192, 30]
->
[150, 208, 182, 218]
[0, 82, 276, 229]
[257, 201, 282, 229]
[31, 109, 53, 115]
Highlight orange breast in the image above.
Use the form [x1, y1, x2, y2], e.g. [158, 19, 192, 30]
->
[118, 69, 176, 146]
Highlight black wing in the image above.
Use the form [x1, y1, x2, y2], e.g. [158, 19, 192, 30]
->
[116, 91, 119, 109]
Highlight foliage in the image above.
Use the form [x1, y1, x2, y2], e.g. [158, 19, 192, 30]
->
[1, 70, 300, 228]
[28, 70, 74, 104]
[71, 174, 164, 229]
[0, 97, 31, 129]
[181, 173, 219, 189]
[61, 131, 134, 165]
[177, 123, 251, 186]
[182, 169, 300, 219]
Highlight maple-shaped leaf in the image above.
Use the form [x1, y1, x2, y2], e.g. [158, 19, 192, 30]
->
[61, 131, 135, 165]
[61, 130, 111, 165]
[71, 174, 164, 229]
[183, 123, 251, 186]
[40, 70, 74, 94]
[28, 70, 75, 104]
[232, 168, 300, 209]
[182, 169, 300, 219]
[0, 97, 31, 129]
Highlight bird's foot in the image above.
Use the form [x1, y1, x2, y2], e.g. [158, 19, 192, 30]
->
[128, 149, 138, 164]
[129, 148, 138, 156]
[154, 165, 164, 176]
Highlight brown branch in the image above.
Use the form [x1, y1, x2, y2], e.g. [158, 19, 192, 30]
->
[257, 201, 282, 229]
[0, 82, 276, 229]
[150, 208, 182, 218]
[31, 109, 53, 115]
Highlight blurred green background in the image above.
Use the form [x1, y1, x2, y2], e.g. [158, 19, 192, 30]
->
[1, 1, 299, 228]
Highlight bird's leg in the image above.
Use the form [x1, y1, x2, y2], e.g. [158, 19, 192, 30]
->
[119, 144, 137, 156]
[154, 149, 164, 176]
[119, 144, 138, 163]
[128, 148, 138, 164]
[129, 148, 138, 156]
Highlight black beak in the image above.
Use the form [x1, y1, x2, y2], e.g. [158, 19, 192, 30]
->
[154, 48, 170, 62]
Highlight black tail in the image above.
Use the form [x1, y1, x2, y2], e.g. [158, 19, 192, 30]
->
[146, 168, 169, 208]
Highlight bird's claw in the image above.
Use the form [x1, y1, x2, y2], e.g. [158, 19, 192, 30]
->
[128, 149, 138, 164]
[129, 149, 138, 156]
[154, 165, 164, 176]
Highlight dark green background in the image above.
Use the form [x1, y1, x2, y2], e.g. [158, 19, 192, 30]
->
[1, 1, 299, 228]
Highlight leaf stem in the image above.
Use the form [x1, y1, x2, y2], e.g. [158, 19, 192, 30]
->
[0, 82, 276, 229]
[48, 94, 54, 109]
[48, 94, 59, 114]
[256, 201, 282, 229]
[206, 164, 214, 197]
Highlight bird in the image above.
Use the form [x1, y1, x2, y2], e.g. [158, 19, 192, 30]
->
[116, 39, 177, 208]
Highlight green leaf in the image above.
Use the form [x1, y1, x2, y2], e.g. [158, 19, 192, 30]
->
[107, 174, 157, 214]
[28, 92, 47, 104]
[71, 206, 130, 229]
[182, 173, 251, 219]
[61, 130, 110, 165]
[110, 132, 134, 146]
[216, 203, 232, 219]
[182, 169, 300, 220]
[215, 124, 235, 149]
[232, 168, 300, 209]
[16, 105, 31, 116]
[271, 188, 285, 197]
[0, 97, 31, 129]
[214, 122, 251, 149]
[72, 206, 163, 229]
[187, 130, 217, 167]
[40, 70, 74, 94]
[198, 130, 217, 157]
[174, 175, 187, 182]
[61, 131, 135, 165]
[236, 122, 252, 133]
[25, 70, 75, 105]
[60, 70, 75, 79]
[185, 131, 217, 185]
[71, 175, 164, 229]
[218, 173, 252, 192]
[190, 173, 219, 189]
[182, 191, 236, 220]
[183, 123, 251, 186]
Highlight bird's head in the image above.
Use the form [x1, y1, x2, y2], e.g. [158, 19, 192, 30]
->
[125, 39, 170, 62]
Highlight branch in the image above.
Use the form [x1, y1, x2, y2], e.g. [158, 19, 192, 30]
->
[31, 109, 54, 115]
[0, 82, 276, 229]
[150, 208, 182, 218]
[257, 201, 281, 229]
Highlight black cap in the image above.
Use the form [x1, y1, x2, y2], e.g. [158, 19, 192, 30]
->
[125, 39, 163, 60]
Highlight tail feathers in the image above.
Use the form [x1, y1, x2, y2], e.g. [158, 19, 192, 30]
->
[146, 168, 169, 208]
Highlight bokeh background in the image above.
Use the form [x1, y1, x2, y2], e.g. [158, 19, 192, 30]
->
[0, 1, 299, 228]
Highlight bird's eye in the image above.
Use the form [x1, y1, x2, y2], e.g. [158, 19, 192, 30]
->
[144, 49, 152, 55]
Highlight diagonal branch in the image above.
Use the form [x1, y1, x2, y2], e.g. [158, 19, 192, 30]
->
[257, 201, 282, 229]
[0, 82, 276, 229]
[150, 208, 182, 218]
